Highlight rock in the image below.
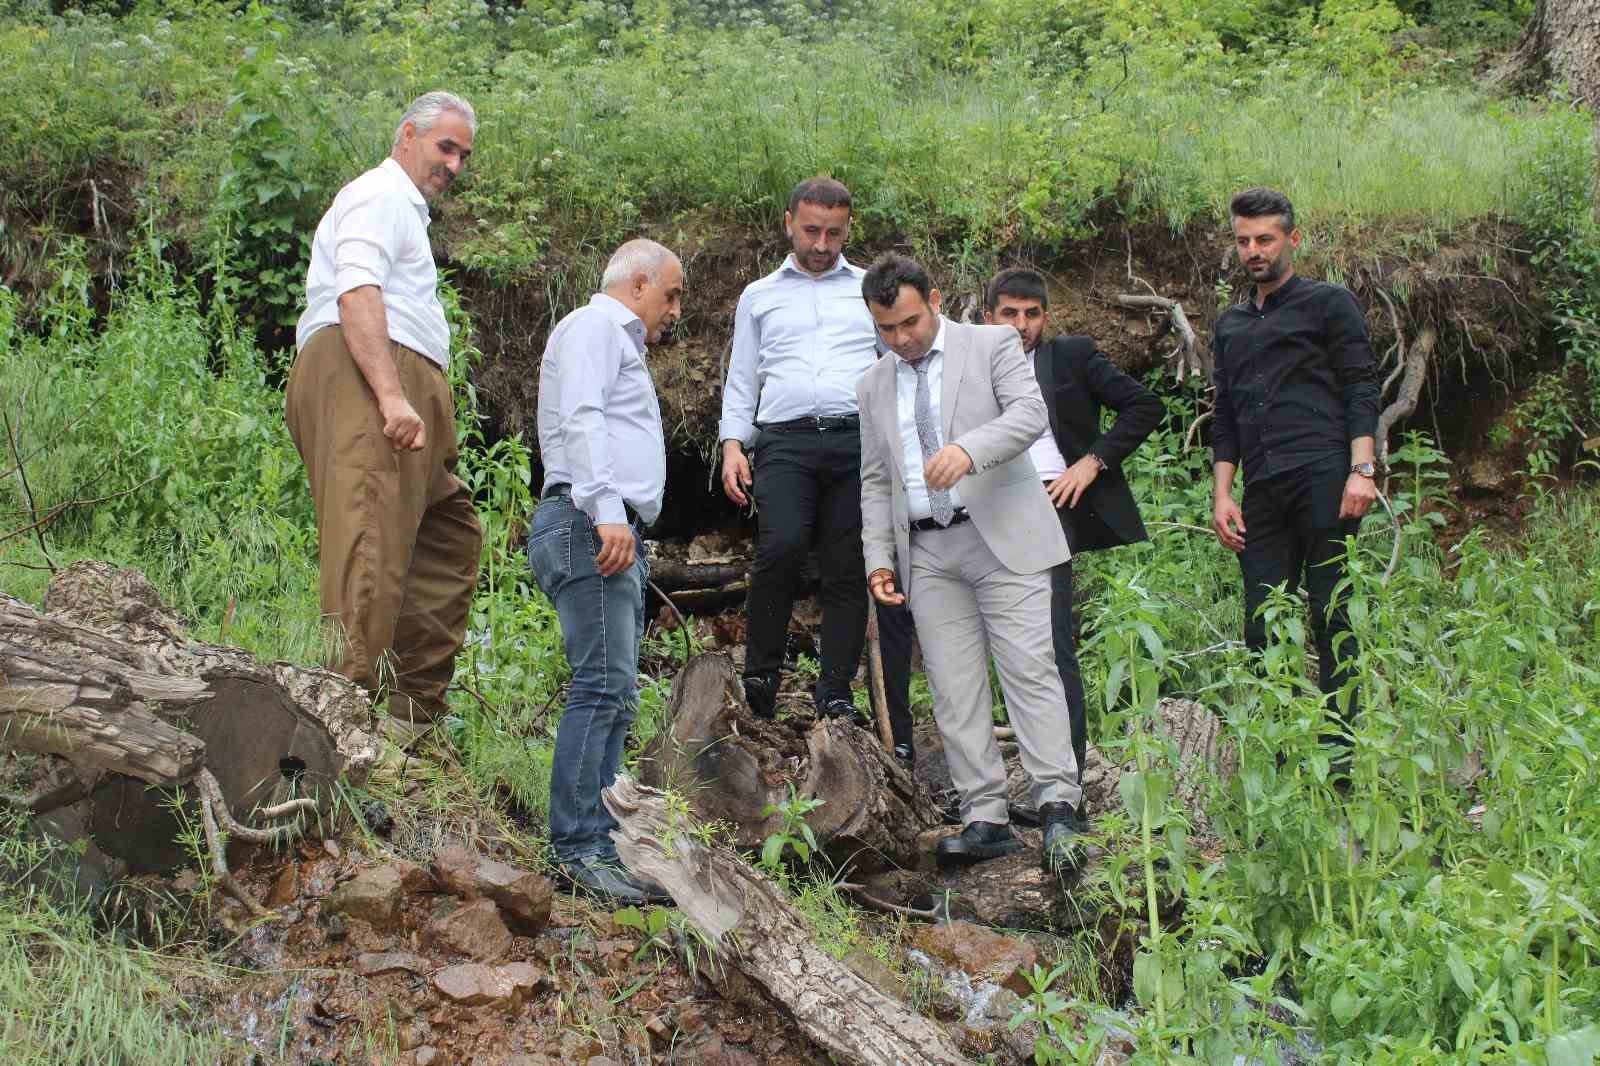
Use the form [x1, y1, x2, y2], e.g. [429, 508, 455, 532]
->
[324, 865, 407, 931]
[842, 948, 906, 1000]
[424, 899, 513, 961]
[266, 863, 300, 907]
[586, 1058, 622, 1066]
[394, 859, 436, 894]
[322, 838, 342, 860]
[911, 920, 1040, 996]
[644, 1014, 671, 1045]
[430, 961, 546, 1007]
[1464, 454, 1511, 493]
[414, 1048, 438, 1066]
[355, 952, 434, 977]
[429, 845, 554, 935]
[503, 1057, 554, 1066]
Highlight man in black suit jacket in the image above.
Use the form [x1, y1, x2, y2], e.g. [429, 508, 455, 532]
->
[983, 267, 1163, 783]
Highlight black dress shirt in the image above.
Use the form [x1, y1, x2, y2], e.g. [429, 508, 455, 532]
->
[1211, 273, 1379, 484]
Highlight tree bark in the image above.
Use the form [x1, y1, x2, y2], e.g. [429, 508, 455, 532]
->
[636, 653, 941, 875]
[1497, 0, 1600, 109]
[2, 561, 378, 872]
[603, 774, 976, 1066]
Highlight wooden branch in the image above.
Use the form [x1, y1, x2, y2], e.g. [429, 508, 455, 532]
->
[1114, 293, 1202, 382]
[865, 599, 893, 753]
[1183, 409, 1212, 453]
[0, 387, 55, 571]
[647, 579, 695, 665]
[648, 559, 746, 591]
[604, 775, 974, 1066]
[1376, 325, 1437, 469]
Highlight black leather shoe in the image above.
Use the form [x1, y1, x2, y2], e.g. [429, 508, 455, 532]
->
[743, 674, 778, 719]
[556, 856, 669, 904]
[819, 697, 861, 722]
[1040, 801, 1088, 876]
[935, 821, 1023, 867]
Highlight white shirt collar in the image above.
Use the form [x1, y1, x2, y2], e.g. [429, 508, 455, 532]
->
[379, 157, 428, 209]
[780, 253, 855, 280]
[590, 292, 648, 353]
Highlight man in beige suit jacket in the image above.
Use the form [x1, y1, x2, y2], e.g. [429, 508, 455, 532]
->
[857, 253, 1085, 872]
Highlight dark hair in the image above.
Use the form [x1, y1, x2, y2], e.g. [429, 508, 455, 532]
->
[862, 253, 933, 308]
[984, 267, 1049, 313]
[1229, 187, 1295, 232]
[788, 176, 852, 216]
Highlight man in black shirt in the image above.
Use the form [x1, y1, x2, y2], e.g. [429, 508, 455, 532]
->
[1211, 187, 1379, 734]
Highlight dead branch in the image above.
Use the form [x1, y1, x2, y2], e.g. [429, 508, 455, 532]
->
[1183, 409, 1212, 452]
[1376, 325, 1437, 470]
[1114, 293, 1203, 383]
[604, 774, 973, 1066]
[836, 881, 945, 922]
[1377, 490, 1402, 587]
[0, 476, 161, 550]
[647, 578, 695, 665]
[1, 387, 56, 571]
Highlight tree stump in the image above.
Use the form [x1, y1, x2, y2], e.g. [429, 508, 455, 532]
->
[2, 561, 377, 873]
[637, 653, 941, 875]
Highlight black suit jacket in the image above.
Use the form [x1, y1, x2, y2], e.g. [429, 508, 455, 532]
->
[1034, 335, 1163, 552]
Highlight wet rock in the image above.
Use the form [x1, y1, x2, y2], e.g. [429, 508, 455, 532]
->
[429, 845, 554, 935]
[267, 863, 301, 907]
[324, 865, 406, 931]
[425, 898, 513, 961]
[911, 920, 1040, 996]
[430, 961, 548, 1007]
[354, 952, 434, 977]
[843, 948, 906, 1000]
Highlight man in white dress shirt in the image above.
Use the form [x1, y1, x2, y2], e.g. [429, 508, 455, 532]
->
[530, 239, 683, 903]
[857, 253, 1086, 872]
[719, 177, 914, 750]
[287, 92, 482, 741]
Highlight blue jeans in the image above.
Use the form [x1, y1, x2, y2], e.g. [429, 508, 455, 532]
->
[527, 495, 647, 864]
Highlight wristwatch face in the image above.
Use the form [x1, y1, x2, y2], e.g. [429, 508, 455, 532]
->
[1351, 462, 1376, 477]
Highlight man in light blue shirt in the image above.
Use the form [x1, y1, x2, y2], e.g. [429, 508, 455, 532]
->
[718, 178, 914, 755]
[530, 238, 682, 904]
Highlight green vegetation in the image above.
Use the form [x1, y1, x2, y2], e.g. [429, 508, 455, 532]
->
[3, 0, 1600, 1061]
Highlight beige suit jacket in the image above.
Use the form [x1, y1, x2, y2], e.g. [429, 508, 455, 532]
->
[857, 319, 1070, 597]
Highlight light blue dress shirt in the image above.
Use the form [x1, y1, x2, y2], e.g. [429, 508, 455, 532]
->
[536, 293, 667, 525]
[717, 254, 879, 446]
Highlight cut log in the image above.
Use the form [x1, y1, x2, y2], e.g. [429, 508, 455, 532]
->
[647, 559, 746, 591]
[1, 561, 378, 872]
[637, 652, 941, 874]
[603, 774, 975, 1066]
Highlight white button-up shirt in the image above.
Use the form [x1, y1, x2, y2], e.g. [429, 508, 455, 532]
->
[895, 319, 965, 522]
[537, 293, 667, 526]
[1024, 348, 1069, 480]
[296, 158, 451, 368]
[717, 255, 878, 445]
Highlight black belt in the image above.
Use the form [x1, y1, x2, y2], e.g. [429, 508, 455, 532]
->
[542, 483, 644, 528]
[758, 414, 860, 433]
[909, 509, 972, 533]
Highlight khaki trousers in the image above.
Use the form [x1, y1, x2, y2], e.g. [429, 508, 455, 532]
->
[908, 520, 1082, 824]
[286, 327, 481, 723]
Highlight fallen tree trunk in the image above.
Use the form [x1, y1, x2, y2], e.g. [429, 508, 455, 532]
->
[604, 774, 975, 1066]
[648, 559, 746, 592]
[2, 561, 377, 873]
[637, 653, 940, 874]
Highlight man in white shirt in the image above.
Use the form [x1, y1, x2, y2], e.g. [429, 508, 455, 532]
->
[530, 239, 683, 904]
[856, 253, 1085, 873]
[286, 92, 482, 741]
[719, 178, 914, 750]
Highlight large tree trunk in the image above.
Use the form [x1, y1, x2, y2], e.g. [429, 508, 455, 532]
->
[1498, 0, 1600, 109]
[637, 653, 941, 875]
[2, 561, 378, 872]
[604, 774, 976, 1066]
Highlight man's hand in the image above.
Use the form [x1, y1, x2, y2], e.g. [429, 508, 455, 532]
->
[1212, 494, 1247, 552]
[721, 441, 753, 506]
[1340, 473, 1378, 519]
[594, 523, 636, 577]
[868, 568, 905, 607]
[1047, 455, 1102, 509]
[379, 393, 426, 451]
[923, 444, 973, 491]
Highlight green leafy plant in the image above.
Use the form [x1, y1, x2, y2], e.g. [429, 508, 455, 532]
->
[758, 786, 824, 871]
